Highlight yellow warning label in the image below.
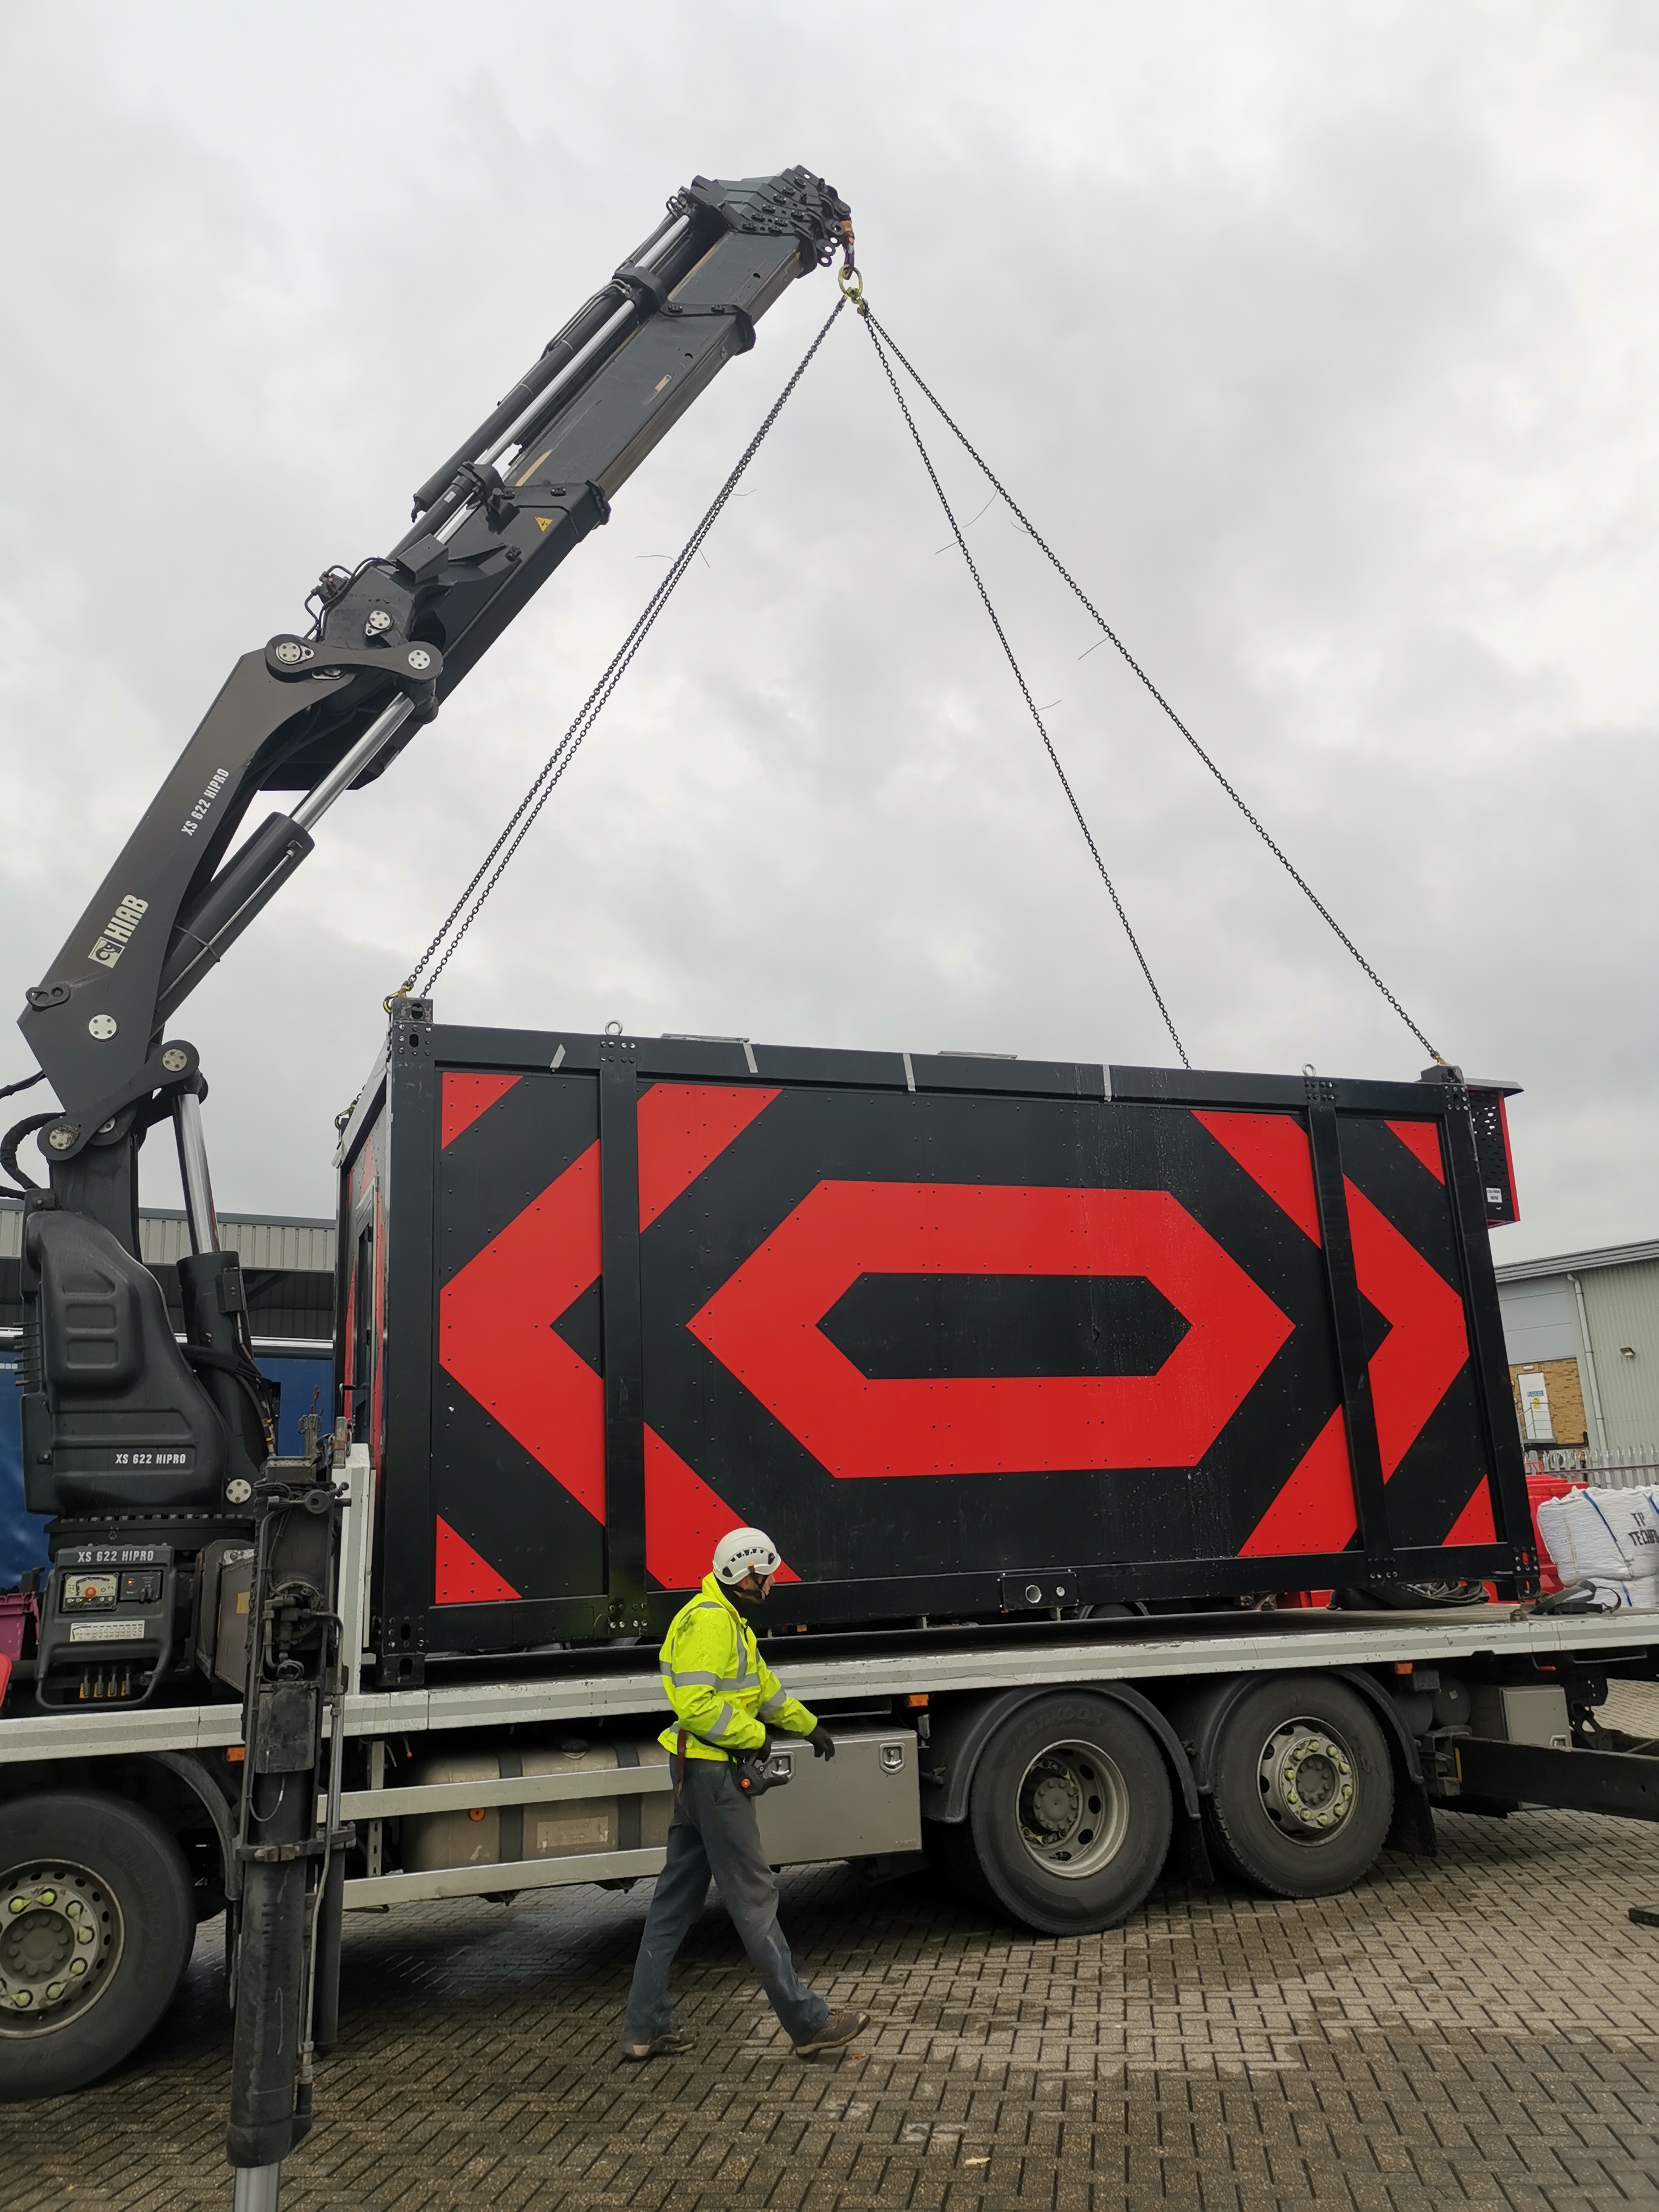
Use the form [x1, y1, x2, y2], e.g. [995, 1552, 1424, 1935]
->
[535, 516, 554, 532]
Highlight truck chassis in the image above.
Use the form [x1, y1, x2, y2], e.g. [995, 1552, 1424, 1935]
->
[4, 1453, 1656, 2100]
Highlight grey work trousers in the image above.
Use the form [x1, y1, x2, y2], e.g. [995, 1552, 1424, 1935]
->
[622, 1758, 829, 2047]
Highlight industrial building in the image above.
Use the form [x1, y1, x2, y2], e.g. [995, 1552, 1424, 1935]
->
[1495, 1237, 1659, 1462]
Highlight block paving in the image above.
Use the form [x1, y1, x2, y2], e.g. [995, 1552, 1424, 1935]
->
[6, 1683, 1659, 2211]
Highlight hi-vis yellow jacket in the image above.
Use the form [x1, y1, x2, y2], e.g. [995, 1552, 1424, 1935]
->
[658, 1575, 817, 1761]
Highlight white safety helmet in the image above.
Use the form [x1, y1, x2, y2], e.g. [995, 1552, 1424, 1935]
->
[712, 1527, 782, 1587]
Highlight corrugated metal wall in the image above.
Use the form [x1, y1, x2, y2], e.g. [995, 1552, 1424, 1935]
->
[1, 1201, 333, 1271]
[1580, 1259, 1659, 1447]
[2, 1201, 333, 1342]
[1498, 1276, 1578, 1362]
[138, 1212, 336, 1271]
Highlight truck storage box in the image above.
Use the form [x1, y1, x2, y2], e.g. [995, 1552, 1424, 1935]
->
[401, 1741, 673, 1873]
[755, 1726, 922, 1865]
[339, 1013, 1530, 1668]
[396, 1728, 920, 1877]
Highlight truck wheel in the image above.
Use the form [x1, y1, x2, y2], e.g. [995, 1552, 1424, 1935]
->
[0, 1793, 195, 2100]
[965, 1694, 1173, 1935]
[1205, 1675, 1393, 1899]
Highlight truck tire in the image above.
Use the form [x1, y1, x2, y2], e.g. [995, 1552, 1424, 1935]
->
[923, 1815, 996, 1911]
[1204, 1675, 1393, 1899]
[964, 1693, 1173, 1935]
[0, 1792, 196, 2100]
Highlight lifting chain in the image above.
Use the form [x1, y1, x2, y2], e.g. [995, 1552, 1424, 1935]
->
[856, 283, 1191, 1066]
[861, 306, 1444, 1068]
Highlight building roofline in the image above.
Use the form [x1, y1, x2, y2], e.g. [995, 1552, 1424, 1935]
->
[0, 1197, 332, 1232]
[1494, 1239, 1659, 1285]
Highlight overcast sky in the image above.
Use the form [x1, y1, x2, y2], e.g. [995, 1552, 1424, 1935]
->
[2, 3, 1655, 1262]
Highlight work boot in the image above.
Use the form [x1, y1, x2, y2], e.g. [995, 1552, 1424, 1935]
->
[794, 2008, 870, 2057]
[621, 2029, 694, 2060]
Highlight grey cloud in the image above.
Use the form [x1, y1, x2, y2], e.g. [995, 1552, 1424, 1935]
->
[1, 2, 1655, 1262]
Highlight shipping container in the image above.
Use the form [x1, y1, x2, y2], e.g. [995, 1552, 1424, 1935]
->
[340, 1005, 1532, 1681]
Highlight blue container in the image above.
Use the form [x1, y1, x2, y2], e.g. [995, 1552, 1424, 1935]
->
[1, 1357, 50, 1588]
[1, 1348, 335, 1587]
[256, 1353, 336, 1458]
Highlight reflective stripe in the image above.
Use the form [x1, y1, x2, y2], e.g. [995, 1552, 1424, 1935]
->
[708, 1701, 739, 1740]
[757, 1689, 788, 1718]
[663, 1664, 757, 1691]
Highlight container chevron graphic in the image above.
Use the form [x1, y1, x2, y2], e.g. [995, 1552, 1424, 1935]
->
[359, 1030, 1524, 1647]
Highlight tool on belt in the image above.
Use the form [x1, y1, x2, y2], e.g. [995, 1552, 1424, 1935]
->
[677, 1728, 795, 1800]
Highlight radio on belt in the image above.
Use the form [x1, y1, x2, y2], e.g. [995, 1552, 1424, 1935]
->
[35, 1543, 177, 1709]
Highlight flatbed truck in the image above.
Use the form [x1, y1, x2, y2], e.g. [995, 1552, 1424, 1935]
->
[5, 163, 1658, 2205]
[4, 1477, 1657, 2096]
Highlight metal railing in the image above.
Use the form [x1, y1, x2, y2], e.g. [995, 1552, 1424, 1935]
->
[1523, 1443, 1659, 1489]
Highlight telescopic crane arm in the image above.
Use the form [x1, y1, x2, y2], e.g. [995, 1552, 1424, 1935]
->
[13, 167, 852, 1247]
[8, 169, 849, 2195]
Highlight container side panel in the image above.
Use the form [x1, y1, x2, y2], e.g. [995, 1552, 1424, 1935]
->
[1338, 1114, 1489, 1550]
[433, 1072, 604, 1603]
[341, 1107, 388, 1467]
[379, 1026, 442, 1661]
[402, 1044, 1517, 1644]
[640, 1090, 1357, 1591]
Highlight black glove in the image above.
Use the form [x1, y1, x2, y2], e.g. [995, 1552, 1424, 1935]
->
[809, 1725, 836, 1760]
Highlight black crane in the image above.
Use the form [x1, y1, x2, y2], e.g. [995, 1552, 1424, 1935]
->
[5, 166, 850, 2209]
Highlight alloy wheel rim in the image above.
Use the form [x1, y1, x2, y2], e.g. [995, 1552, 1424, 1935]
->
[0, 1860, 122, 2037]
[1256, 1718, 1357, 1842]
[1015, 1741, 1130, 1878]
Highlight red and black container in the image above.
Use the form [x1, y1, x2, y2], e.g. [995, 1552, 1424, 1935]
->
[337, 1004, 1530, 1683]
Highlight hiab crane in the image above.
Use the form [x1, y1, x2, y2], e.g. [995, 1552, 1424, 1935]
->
[3, 166, 1658, 2211]
[2, 166, 854, 2196]
[10, 164, 854, 1512]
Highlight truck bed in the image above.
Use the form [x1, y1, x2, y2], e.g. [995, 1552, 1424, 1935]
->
[4, 1603, 1650, 1765]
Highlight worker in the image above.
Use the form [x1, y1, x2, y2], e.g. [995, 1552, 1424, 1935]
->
[621, 1526, 871, 2060]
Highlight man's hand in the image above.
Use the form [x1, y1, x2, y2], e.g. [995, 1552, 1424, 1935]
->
[809, 1726, 836, 1760]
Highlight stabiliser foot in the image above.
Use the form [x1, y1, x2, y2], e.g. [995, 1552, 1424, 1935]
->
[232, 2164, 282, 2211]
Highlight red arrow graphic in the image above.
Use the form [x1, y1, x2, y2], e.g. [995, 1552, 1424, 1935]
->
[439, 1083, 781, 1526]
[1346, 1180, 1470, 1479]
[440, 1141, 606, 1517]
[1240, 1172, 1474, 1558]
[689, 1182, 1291, 1478]
[644, 1425, 800, 1590]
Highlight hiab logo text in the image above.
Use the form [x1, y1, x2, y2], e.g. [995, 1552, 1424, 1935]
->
[87, 893, 149, 969]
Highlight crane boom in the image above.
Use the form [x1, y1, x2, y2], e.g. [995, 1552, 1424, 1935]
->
[13, 167, 851, 1246]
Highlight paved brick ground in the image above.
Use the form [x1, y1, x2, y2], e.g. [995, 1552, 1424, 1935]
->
[7, 1684, 1659, 2212]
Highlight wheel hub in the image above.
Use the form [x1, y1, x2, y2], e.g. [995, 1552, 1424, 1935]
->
[0, 1865, 120, 2033]
[1016, 1742, 1130, 1879]
[1258, 1721, 1355, 1838]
